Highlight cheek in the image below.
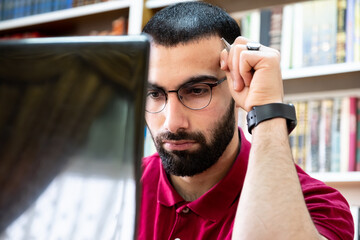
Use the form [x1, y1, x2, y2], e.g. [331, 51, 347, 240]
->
[145, 113, 168, 141]
[145, 113, 161, 131]
[192, 109, 221, 136]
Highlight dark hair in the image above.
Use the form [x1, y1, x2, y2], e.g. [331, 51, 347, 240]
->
[142, 2, 241, 46]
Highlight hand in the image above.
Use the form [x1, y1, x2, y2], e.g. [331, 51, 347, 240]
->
[220, 36, 284, 112]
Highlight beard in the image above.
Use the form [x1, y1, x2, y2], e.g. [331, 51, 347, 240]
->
[152, 100, 236, 177]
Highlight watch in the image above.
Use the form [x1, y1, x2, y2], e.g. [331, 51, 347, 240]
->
[246, 103, 297, 134]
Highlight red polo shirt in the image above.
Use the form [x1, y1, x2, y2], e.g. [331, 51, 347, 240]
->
[138, 129, 354, 240]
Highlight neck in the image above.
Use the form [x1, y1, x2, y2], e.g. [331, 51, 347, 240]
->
[170, 129, 240, 201]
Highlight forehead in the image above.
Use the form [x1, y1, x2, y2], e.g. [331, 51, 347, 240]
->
[149, 36, 224, 88]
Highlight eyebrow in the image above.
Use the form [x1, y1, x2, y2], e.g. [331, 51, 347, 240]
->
[147, 75, 220, 90]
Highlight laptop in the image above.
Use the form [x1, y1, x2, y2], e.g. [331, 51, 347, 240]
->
[0, 35, 150, 240]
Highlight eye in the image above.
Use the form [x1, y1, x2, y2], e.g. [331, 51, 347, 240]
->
[147, 89, 165, 100]
[182, 84, 210, 97]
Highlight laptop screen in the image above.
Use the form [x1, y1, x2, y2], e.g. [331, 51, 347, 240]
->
[0, 35, 149, 240]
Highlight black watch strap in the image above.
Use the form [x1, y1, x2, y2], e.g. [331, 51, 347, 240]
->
[246, 103, 297, 134]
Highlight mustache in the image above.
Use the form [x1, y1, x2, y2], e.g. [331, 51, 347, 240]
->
[156, 131, 205, 142]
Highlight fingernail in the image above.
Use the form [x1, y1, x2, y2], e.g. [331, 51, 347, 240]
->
[220, 60, 225, 69]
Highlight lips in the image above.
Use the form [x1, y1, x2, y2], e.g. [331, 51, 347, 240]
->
[162, 140, 197, 151]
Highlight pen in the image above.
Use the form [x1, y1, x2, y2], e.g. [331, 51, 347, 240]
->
[221, 38, 231, 52]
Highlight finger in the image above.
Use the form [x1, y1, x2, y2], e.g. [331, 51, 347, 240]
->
[239, 51, 261, 87]
[220, 49, 229, 71]
[228, 44, 247, 91]
[233, 36, 251, 45]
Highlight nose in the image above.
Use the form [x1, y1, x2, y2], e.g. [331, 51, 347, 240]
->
[163, 93, 189, 133]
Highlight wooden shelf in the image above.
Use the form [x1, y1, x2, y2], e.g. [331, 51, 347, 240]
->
[310, 172, 360, 184]
[308, 172, 360, 205]
[282, 62, 360, 80]
[0, 1, 131, 32]
[281, 63, 360, 96]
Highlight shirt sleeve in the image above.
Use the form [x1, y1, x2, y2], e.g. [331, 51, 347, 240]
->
[296, 165, 354, 240]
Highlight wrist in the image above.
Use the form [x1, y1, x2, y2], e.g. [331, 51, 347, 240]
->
[251, 118, 287, 136]
[246, 103, 297, 134]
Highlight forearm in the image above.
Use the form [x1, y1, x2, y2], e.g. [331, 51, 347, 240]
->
[232, 118, 324, 240]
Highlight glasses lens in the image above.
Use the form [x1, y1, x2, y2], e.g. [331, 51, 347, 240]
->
[179, 83, 212, 110]
[146, 89, 166, 113]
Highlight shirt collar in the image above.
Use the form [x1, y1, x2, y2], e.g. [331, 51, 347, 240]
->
[157, 128, 251, 222]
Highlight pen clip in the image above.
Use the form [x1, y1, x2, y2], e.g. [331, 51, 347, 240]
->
[221, 37, 231, 52]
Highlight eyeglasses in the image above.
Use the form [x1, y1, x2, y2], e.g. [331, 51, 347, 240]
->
[145, 77, 227, 113]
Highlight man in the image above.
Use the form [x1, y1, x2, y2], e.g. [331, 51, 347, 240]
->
[139, 2, 354, 239]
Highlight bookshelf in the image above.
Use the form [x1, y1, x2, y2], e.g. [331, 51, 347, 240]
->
[0, 0, 144, 36]
[0, 0, 359, 216]
[310, 172, 360, 206]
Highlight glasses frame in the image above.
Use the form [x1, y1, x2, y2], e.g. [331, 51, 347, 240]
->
[146, 76, 227, 113]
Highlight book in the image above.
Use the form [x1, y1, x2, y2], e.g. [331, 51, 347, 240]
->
[336, 0, 347, 63]
[280, 4, 294, 70]
[259, 8, 272, 47]
[316, 0, 337, 66]
[331, 97, 342, 172]
[291, 2, 304, 69]
[340, 97, 350, 172]
[110, 17, 127, 35]
[306, 100, 321, 172]
[357, 98, 360, 171]
[290, 102, 299, 164]
[301, 1, 317, 67]
[294, 101, 307, 170]
[346, 0, 355, 62]
[319, 99, 333, 172]
[355, 0, 360, 62]
[268, 6, 283, 52]
[239, 10, 261, 42]
[349, 97, 358, 171]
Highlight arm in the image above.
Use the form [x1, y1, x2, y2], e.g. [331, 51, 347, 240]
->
[234, 118, 326, 239]
[220, 37, 326, 240]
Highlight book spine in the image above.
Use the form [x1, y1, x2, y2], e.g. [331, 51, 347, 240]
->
[290, 101, 299, 165]
[349, 97, 357, 171]
[295, 101, 307, 170]
[325, 100, 334, 172]
[24, 0, 31, 16]
[269, 6, 283, 52]
[340, 97, 350, 172]
[357, 98, 360, 171]
[301, 1, 316, 67]
[307, 100, 321, 172]
[66, 0, 73, 9]
[331, 97, 342, 172]
[259, 9, 272, 47]
[346, 0, 355, 62]
[280, 4, 294, 70]
[0, 0, 2, 20]
[318, 99, 332, 172]
[291, 2, 304, 69]
[355, 0, 360, 62]
[316, 0, 337, 66]
[336, 0, 347, 63]
[249, 10, 261, 42]
[4, 0, 13, 20]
